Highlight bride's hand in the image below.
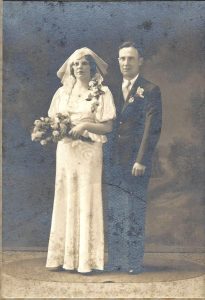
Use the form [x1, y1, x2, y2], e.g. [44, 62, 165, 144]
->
[69, 123, 87, 138]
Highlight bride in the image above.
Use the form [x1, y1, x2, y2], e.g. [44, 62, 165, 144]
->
[46, 48, 116, 273]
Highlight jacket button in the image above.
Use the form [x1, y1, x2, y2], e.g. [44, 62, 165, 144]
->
[118, 134, 121, 138]
[119, 121, 122, 124]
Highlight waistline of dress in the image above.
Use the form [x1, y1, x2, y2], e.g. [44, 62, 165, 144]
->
[58, 136, 95, 144]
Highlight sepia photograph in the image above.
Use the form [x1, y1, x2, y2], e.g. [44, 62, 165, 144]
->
[2, 1, 205, 298]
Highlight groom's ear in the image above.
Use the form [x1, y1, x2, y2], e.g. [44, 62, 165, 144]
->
[139, 56, 144, 66]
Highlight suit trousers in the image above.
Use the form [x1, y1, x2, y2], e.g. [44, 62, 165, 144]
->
[104, 163, 150, 272]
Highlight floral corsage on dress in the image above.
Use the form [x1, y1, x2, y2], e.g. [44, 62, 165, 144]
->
[86, 78, 105, 113]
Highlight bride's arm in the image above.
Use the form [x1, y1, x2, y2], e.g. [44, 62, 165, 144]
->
[69, 121, 113, 138]
[69, 86, 115, 138]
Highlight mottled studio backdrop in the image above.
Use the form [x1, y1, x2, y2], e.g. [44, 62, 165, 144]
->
[3, 1, 205, 251]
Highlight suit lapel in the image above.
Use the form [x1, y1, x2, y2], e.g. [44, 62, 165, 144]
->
[116, 87, 125, 116]
[121, 75, 143, 113]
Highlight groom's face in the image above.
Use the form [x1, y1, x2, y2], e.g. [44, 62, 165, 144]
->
[118, 47, 142, 80]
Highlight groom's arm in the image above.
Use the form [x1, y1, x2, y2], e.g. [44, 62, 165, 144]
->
[135, 85, 162, 166]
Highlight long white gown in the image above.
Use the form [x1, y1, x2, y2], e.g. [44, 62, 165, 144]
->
[46, 85, 116, 272]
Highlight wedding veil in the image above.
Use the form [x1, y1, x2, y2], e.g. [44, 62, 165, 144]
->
[56, 47, 108, 93]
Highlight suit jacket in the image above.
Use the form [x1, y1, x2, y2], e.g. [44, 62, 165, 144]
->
[112, 75, 162, 168]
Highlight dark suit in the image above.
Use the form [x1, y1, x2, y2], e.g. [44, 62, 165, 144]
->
[105, 75, 162, 272]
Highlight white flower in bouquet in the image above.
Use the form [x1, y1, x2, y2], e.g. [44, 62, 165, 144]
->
[44, 117, 50, 123]
[33, 127, 40, 133]
[40, 140, 47, 145]
[31, 131, 44, 141]
[52, 130, 60, 137]
[32, 113, 72, 146]
[31, 133, 36, 141]
[50, 123, 59, 130]
[36, 131, 44, 138]
[34, 120, 42, 127]
[54, 116, 60, 123]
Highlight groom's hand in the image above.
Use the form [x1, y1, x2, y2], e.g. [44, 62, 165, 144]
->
[132, 162, 146, 176]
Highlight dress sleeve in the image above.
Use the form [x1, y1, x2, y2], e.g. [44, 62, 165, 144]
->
[95, 86, 116, 122]
[48, 88, 62, 118]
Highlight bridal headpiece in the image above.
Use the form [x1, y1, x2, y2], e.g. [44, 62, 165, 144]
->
[56, 47, 108, 93]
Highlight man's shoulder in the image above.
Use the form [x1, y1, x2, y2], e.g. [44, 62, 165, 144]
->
[139, 76, 160, 93]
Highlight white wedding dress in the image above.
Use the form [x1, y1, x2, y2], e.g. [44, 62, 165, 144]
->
[46, 85, 116, 272]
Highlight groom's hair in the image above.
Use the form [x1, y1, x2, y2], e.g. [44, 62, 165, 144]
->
[119, 41, 143, 57]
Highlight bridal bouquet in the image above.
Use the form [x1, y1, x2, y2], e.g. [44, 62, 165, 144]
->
[31, 113, 72, 145]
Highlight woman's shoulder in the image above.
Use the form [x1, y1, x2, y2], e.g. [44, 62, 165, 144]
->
[53, 85, 67, 98]
[52, 85, 62, 95]
[57, 85, 66, 93]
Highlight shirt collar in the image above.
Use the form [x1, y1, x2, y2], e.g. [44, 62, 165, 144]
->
[122, 73, 139, 87]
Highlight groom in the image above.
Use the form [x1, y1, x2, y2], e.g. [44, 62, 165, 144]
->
[106, 41, 162, 273]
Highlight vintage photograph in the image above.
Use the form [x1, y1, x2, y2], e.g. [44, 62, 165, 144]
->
[2, 1, 205, 298]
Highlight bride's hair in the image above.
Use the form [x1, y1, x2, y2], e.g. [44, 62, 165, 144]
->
[70, 55, 97, 78]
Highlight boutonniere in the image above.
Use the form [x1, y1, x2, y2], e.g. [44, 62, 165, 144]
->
[136, 86, 144, 98]
[127, 86, 145, 103]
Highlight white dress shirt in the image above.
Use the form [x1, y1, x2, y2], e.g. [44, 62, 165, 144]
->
[122, 74, 139, 101]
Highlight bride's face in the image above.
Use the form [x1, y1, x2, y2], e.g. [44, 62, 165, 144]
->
[72, 57, 91, 81]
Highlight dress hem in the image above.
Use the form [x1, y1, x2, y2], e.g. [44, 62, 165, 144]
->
[46, 265, 104, 273]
